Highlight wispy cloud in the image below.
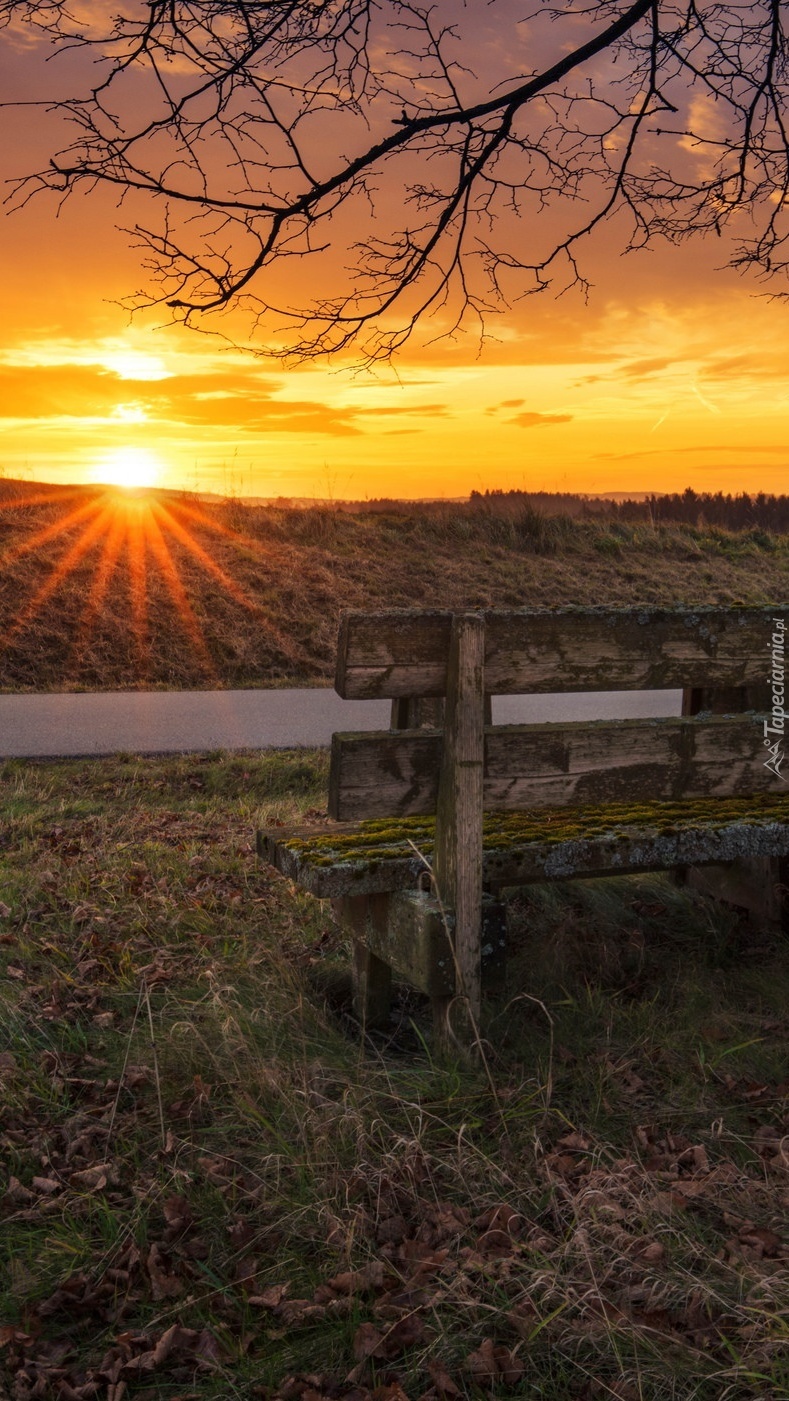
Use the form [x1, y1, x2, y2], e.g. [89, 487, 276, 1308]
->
[618, 356, 676, 380]
[508, 410, 573, 428]
[595, 443, 789, 461]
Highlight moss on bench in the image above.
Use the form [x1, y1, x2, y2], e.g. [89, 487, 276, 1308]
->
[263, 790, 789, 898]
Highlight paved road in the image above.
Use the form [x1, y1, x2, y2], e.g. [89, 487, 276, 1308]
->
[0, 687, 684, 758]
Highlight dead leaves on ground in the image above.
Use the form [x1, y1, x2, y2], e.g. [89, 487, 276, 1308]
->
[2, 770, 789, 1397]
[5, 1089, 788, 1399]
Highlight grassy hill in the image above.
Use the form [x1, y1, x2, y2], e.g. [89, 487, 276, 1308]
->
[1, 478, 789, 690]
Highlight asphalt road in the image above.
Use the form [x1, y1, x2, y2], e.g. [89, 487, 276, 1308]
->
[0, 687, 684, 758]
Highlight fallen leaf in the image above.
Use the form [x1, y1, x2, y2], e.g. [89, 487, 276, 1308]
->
[427, 1358, 461, 1396]
[248, 1283, 290, 1309]
[163, 1194, 194, 1238]
[353, 1322, 382, 1362]
[146, 1243, 184, 1300]
[739, 1226, 783, 1257]
[475, 1204, 521, 1237]
[326, 1261, 385, 1296]
[69, 1163, 115, 1191]
[465, 1339, 524, 1387]
[278, 1299, 327, 1328]
[629, 1239, 666, 1263]
[31, 1175, 61, 1195]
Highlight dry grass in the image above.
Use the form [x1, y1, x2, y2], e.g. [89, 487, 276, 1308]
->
[1, 478, 788, 690]
[1, 752, 787, 1399]
[1, 479, 788, 1397]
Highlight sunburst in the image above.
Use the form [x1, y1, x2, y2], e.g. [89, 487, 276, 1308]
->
[0, 482, 298, 685]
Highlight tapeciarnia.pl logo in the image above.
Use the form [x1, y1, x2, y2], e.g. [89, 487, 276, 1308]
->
[764, 616, 787, 781]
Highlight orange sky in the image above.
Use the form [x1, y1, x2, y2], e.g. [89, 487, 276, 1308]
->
[1, 11, 788, 501]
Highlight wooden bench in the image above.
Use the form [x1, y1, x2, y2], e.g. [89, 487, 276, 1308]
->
[261, 606, 789, 1045]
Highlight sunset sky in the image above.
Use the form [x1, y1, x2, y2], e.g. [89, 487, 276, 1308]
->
[1, 5, 788, 502]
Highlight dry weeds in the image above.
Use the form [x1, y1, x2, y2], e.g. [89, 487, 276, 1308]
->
[1, 753, 787, 1399]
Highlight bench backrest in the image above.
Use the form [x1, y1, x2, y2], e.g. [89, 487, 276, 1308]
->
[329, 607, 783, 821]
[336, 606, 776, 697]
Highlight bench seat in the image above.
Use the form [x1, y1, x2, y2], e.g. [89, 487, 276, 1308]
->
[263, 791, 789, 897]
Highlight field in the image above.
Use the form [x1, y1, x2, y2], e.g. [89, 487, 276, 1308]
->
[1, 482, 788, 1398]
[2, 479, 789, 690]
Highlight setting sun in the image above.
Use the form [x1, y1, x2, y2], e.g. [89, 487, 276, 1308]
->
[91, 447, 164, 491]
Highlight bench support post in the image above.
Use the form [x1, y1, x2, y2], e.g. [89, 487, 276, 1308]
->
[352, 938, 394, 1029]
[680, 684, 787, 931]
[332, 896, 393, 1028]
[432, 614, 486, 1049]
[675, 857, 789, 933]
[390, 695, 492, 730]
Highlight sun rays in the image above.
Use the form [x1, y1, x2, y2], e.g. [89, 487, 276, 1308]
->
[0, 484, 290, 684]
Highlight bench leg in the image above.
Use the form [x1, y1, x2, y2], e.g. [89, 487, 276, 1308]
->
[332, 896, 394, 1029]
[352, 939, 393, 1028]
[431, 894, 508, 1052]
[678, 856, 789, 933]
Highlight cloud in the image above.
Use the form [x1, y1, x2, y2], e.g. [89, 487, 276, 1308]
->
[700, 353, 789, 383]
[486, 397, 526, 415]
[508, 410, 573, 428]
[0, 353, 461, 438]
[618, 356, 676, 380]
[352, 403, 449, 418]
[0, 365, 125, 418]
[576, 356, 678, 386]
[0, 362, 365, 436]
[595, 443, 789, 461]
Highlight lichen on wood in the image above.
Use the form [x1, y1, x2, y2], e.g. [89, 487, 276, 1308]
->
[263, 791, 789, 898]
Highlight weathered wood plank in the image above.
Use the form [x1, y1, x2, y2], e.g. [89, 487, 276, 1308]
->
[329, 714, 778, 821]
[682, 684, 772, 716]
[390, 696, 445, 729]
[335, 607, 787, 698]
[389, 696, 492, 729]
[433, 614, 486, 1030]
[334, 890, 455, 996]
[262, 794, 789, 899]
[678, 683, 775, 921]
[352, 936, 393, 1027]
[676, 856, 789, 930]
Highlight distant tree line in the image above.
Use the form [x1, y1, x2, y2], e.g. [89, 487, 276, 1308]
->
[470, 488, 789, 532]
[640, 488, 789, 531]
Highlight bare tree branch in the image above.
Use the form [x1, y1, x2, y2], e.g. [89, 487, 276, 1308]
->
[2, 0, 789, 361]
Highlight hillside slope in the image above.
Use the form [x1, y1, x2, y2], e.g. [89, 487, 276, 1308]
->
[1, 480, 788, 691]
